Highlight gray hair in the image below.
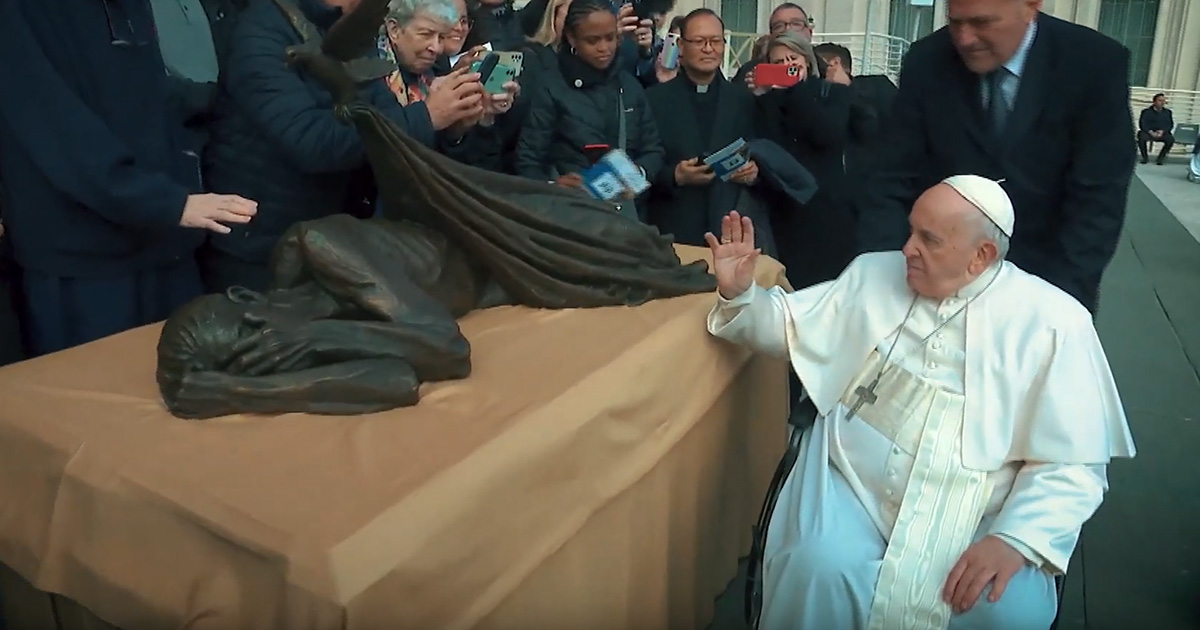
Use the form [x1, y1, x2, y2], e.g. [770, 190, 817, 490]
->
[973, 212, 1011, 261]
[765, 31, 819, 78]
[386, 0, 461, 28]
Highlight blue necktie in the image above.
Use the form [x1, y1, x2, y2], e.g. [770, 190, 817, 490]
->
[986, 69, 1010, 133]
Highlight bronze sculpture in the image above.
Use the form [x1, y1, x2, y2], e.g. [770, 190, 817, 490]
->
[156, 0, 716, 419]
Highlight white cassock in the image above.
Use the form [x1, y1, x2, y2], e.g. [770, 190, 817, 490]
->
[708, 251, 1136, 630]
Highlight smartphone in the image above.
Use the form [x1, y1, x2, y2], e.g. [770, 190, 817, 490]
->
[476, 53, 501, 85]
[631, 0, 653, 20]
[483, 62, 519, 94]
[493, 51, 524, 77]
[754, 63, 802, 88]
[583, 143, 611, 165]
[659, 33, 680, 70]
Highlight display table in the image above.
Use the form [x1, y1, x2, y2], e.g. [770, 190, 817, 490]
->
[0, 246, 789, 630]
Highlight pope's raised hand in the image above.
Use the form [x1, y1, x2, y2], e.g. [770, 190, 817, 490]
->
[704, 211, 760, 300]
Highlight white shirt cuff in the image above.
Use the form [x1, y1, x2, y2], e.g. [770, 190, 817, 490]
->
[717, 282, 758, 307]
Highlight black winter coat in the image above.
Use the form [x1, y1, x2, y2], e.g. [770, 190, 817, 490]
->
[516, 48, 664, 195]
[203, 0, 435, 266]
[0, 0, 206, 277]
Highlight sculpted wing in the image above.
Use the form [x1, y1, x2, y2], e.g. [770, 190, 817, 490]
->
[345, 57, 399, 82]
[323, 0, 391, 61]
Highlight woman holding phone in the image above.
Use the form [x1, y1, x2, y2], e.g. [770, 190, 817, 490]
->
[638, 15, 685, 88]
[431, 0, 525, 173]
[756, 31, 857, 290]
[515, 0, 663, 221]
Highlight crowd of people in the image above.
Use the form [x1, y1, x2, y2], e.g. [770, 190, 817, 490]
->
[0, 1, 1160, 629]
[0, 0, 906, 364]
[0, 0, 1139, 365]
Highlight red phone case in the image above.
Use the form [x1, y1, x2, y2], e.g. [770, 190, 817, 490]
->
[754, 63, 802, 88]
[584, 144, 611, 165]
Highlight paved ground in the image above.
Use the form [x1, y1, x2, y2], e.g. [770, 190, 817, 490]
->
[706, 162, 1200, 630]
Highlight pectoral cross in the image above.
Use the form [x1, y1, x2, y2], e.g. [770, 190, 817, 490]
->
[847, 381, 879, 420]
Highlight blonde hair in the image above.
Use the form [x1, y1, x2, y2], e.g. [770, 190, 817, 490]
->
[766, 31, 818, 76]
[529, 0, 572, 47]
[752, 34, 772, 61]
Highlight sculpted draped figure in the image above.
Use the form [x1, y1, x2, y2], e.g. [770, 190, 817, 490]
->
[155, 0, 716, 419]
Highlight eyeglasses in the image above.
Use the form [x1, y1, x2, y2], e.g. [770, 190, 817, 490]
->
[681, 36, 726, 50]
[456, 16, 474, 28]
[769, 18, 814, 33]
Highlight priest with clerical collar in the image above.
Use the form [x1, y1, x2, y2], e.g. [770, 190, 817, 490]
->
[644, 9, 771, 255]
[706, 175, 1135, 630]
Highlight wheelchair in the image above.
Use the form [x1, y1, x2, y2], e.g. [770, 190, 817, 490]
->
[743, 398, 1068, 629]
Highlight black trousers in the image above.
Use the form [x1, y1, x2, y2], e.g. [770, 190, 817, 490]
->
[0, 257, 25, 366]
[1138, 130, 1174, 162]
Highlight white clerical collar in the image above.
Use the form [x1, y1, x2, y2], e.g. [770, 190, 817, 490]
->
[953, 264, 1000, 300]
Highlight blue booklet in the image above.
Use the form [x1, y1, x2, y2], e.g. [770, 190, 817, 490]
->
[581, 149, 651, 201]
[703, 137, 750, 181]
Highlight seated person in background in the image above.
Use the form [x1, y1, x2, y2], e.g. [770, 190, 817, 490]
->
[706, 177, 1135, 630]
[1137, 92, 1174, 165]
[516, 0, 664, 220]
[200, 0, 474, 294]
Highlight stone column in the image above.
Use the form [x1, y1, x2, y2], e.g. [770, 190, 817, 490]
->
[1147, 0, 1200, 90]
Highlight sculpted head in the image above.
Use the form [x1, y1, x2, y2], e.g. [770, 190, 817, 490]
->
[902, 177, 1012, 299]
[155, 288, 312, 398]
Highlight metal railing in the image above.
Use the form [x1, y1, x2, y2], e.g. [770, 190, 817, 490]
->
[722, 31, 911, 82]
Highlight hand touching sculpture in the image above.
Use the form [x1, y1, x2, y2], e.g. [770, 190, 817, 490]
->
[705, 211, 761, 299]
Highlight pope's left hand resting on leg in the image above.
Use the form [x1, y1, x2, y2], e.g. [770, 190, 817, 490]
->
[703, 176, 1135, 630]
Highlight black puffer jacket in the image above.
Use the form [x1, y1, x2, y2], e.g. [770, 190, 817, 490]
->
[516, 47, 663, 190]
[203, 0, 435, 267]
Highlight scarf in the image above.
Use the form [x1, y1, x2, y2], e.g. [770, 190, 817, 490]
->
[377, 34, 432, 105]
[557, 44, 617, 90]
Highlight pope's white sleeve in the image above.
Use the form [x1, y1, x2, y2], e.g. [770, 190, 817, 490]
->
[987, 462, 1108, 574]
[705, 283, 790, 359]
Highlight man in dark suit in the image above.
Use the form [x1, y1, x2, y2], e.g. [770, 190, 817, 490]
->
[1137, 93, 1174, 165]
[855, 0, 1135, 314]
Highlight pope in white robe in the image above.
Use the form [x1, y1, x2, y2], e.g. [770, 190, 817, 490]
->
[704, 175, 1136, 630]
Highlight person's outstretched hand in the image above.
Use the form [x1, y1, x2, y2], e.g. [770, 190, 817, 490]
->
[704, 211, 760, 300]
[180, 193, 258, 234]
